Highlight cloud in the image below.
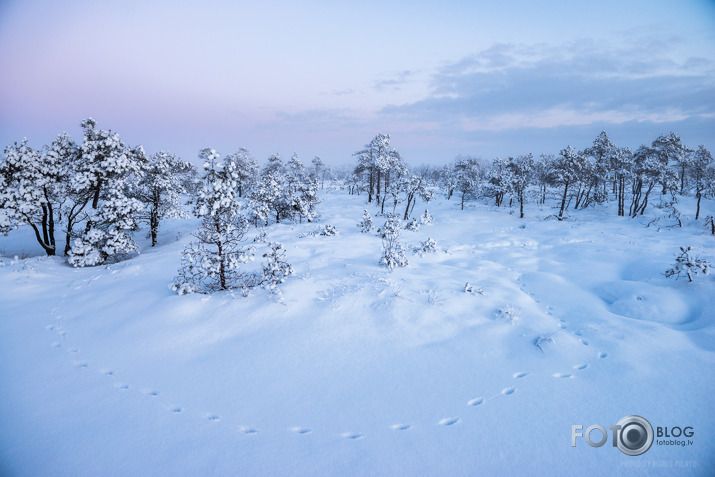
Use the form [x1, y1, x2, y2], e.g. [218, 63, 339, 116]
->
[374, 70, 417, 92]
[382, 37, 715, 133]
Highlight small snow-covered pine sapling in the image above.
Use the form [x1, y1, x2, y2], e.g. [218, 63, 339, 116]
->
[172, 149, 256, 294]
[665, 246, 711, 282]
[415, 237, 437, 254]
[378, 214, 408, 270]
[405, 218, 420, 231]
[319, 224, 338, 236]
[420, 209, 433, 224]
[359, 209, 373, 233]
[261, 242, 294, 289]
[464, 282, 484, 294]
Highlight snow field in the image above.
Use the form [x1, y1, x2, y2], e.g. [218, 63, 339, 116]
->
[1, 189, 714, 476]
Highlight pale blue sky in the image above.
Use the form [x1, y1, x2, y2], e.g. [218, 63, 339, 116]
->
[1, 0, 713, 165]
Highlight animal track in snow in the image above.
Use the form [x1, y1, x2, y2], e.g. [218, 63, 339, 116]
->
[438, 417, 460, 426]
[204, 414, 220, 422]
[598, 352, 608, 358]
[290, 427, 312, 434]
[341, 432, 363, 439]
[170, 407, 183, 413]
[390, 424, 411, 431]
[114, 383, 130, 390]
[579, 338, 590, 346]
[552, 373, 573, 379]
[513, 372, 529, 378]
[239, 426, 259, 435]
[73, 361, 88, 368]
[467, 398, 484, 406]
[501, 387, 516, 395]
[100, 369, 114, 376]
[574, 364, 589, 370]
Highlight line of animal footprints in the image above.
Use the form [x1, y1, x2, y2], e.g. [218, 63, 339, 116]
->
[46, 308, 609, 442]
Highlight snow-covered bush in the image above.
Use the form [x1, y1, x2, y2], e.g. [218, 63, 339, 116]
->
[665, 246, 711, 282]
[405, 218, 420, 231]
[319, 224, 339, 236]
[496, 304, 521, 324]
[359, 209, 373, 233]
[414, 237, 437, 254]
[420, 209, 433, 224]
[378, 214, 408, 270]
[261, 242, 294, 289]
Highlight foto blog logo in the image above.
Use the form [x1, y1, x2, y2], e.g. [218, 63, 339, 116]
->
[572, 415, 654, 456]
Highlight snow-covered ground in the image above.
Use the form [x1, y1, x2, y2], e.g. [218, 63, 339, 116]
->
[1, 189, 713, 476]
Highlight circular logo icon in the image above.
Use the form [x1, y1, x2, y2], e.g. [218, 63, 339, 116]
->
[615, 415, 654, 456]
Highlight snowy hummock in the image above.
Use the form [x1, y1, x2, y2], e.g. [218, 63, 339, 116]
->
[1, 189, 714, 476]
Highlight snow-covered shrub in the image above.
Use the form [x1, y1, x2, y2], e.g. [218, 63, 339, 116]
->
[496, 304, 521, 324]
[414, 237, 437, 254]
[378, 214, 408, 270]
[665, 246, 711, 282]
[464, 282, 484, 294]
[319, 224, 339, 236]
[359, 209, 373, 233]
[420, 209, 433, 224]
[261, 242, 294, 289]
[404, 218, 420, 231]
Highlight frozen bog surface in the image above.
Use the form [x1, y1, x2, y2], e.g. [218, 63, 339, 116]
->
[1, 190, 713, 476]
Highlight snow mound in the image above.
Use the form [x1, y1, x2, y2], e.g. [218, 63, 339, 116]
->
[596, 281, 691, 325]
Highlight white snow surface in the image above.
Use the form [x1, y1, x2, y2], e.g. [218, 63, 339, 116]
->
[1, 190, 714, 476]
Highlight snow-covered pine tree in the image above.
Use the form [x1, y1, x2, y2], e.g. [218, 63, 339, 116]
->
[292, 178, 320, 223]
[359, 209, 373, 232]
[68, 119, 145, 266]
[311, 156, 326, 188]
[130, 151, 191, 246]
[485, 157, 513, 207]
[690, 145, 713, 220]
[453, 156, 481, 210]
[548, 146, 586, 219]
[0, 134, 75, 255]
[248, 171, 284, 226]
[439, 164, 456, 200]
[224, 148, 259, 198]
[506, 154, 534, 218]
[651, 132, 685, 196]
[262, 153, 284, 176]
[378, 214, 408, 269]
[629, 144, 676, 217]
[420, 209, 433, 224]
[172, 148, 255, 294]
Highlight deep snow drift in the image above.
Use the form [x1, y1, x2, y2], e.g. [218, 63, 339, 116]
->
[1, 189, 713, 476]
